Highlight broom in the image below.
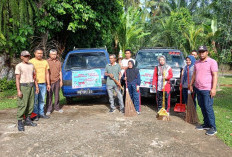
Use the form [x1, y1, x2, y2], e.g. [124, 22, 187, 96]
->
[185, 67, 199, 124]
[124, 70, 137, 117]
[157, 70, 170, 121]
[185, 90, 199, 124]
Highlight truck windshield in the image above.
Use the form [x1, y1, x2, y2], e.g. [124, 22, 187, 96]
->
[136, 51, 184, 69]
[65, 52, 107, 70]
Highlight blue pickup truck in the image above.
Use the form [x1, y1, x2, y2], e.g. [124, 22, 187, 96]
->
[61, 48, 109, 104]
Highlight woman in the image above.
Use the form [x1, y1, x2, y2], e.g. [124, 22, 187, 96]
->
[122, 60, 141, 114]
[152, 55, 173, 114]
[180, 55, 196, 106]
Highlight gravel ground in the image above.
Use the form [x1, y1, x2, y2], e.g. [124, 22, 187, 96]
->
[0, 97, 231, 157]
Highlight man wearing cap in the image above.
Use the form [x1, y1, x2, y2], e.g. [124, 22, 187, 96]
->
[190, 46, 218, 136]
[46, 49, 63, 115]
[15, 51, 39, 131]
[29, 48, 50, 120]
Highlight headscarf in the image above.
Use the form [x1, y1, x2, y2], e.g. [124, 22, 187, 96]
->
[126, 60, 139, 83]
[183, 55, 196, 83]
[158, 55, 169, 76]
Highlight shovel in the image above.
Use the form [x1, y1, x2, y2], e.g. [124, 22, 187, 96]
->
[174, 85, 186, 112]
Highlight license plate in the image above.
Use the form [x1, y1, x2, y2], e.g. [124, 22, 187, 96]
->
[77, 89, 93, 95]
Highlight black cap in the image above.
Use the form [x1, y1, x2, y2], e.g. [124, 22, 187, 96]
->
[198, 46, 208, 52]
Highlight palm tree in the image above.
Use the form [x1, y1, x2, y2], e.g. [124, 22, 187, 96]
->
[116, 6, 150, 54]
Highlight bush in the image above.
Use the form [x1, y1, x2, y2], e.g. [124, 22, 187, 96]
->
[0, 77, 16, 92]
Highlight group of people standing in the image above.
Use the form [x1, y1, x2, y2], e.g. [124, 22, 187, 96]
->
[15, 48, 63, 131]
[15, 46, 218, 136]
[105, 46, 218, 136]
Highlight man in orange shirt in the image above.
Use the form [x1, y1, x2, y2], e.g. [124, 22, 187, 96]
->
[29, 48, 50, 120]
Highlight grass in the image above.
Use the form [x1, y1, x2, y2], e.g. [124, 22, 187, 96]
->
[0, 76, 232, 147]
[0, 90, 66, 110]
[197, 87, 232, 147]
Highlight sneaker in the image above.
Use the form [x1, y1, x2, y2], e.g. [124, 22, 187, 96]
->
[109, 109, 115, 113]
[58, 109, 63, 113]
[24, 117, 37, 127]
[46, 112, 51, 116]
[196, 124, 210, 130]
[39, 115, 50, 119]
[120, 109, 124, 113]
[206, 127, 217, 136]
[34, 116, 39, 121]
[136, 111, 141, 115]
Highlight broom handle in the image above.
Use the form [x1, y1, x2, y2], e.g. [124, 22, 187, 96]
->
[187, 67, 190, 90]
[162, 70, 165, 109]
[180, 85, 182, 105]
[125, 70, 128, 88]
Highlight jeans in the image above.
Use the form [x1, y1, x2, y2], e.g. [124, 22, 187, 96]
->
[34, 83, 47, 116]
[107, 85, 124, 110]
[156, 91, 170, 112]
[195, 88, 216, 130]
[182, 87, 197, 108]
[128, 84, 140, 112]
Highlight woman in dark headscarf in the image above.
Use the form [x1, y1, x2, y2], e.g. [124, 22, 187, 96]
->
[122, 60, 141, 114]
[180, 55, 196, 106]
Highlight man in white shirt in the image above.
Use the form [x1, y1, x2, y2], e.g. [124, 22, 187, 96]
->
[121, 49, 135, 75]
[121, 49, 135, 102]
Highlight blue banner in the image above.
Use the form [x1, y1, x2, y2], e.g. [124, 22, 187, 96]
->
[139, 69, 154, 88]
[72, 69, 102, 88]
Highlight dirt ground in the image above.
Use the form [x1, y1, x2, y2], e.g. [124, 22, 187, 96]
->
[0, 97, 231, 157]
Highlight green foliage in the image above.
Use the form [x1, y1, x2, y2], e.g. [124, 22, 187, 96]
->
[116, 6, 150, 53]
[0, 0, 36, 56]
[0, 77, 16, 92]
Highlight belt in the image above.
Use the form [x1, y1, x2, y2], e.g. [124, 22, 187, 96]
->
[20, 82, 34, 87]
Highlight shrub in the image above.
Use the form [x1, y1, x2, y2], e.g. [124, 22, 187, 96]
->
[0, 77, 16, 92]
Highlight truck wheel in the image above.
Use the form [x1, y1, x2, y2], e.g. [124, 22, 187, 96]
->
[66, 97, 73, 105]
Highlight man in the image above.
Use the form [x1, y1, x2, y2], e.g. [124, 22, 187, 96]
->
[105, 54, 124, 113]
[191, 50, 198, 59]
[121, 49, 136, 102]
[29, 48, 50, 120]
[121, 49, 135, 75]
[15, 51, 39, 131]
[46, 49, 63, 115]
[190, 46, 218, 136]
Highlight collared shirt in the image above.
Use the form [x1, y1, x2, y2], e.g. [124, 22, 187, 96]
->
[47, 58, 62, 84]
[29, 58, 49, 83]
[194, 57, 218, 90]
[121, 58, 135, 75]
[105, 62, 121, 86]
[15, 62, 35, 83]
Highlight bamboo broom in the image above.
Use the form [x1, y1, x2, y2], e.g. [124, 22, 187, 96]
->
[185, 67, 199, 124]
[124, 70, 137, 117]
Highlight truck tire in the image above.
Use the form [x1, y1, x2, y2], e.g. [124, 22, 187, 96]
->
[66, 97, 73, 105]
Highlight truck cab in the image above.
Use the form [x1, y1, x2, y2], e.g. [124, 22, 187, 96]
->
[135, 48, 185, 100]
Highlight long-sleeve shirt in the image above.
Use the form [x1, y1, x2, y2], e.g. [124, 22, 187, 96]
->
[152, 66, 173, 92]
[122, 73, 141, 86]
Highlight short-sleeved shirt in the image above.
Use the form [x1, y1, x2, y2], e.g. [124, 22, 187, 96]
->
[121, 58, 135, 75]
[105, 63, 121, 86]
[15, 62, 34, 83]
[47, 58, 61, 84]
[194, 57, 218, 90]
[29, 58, 49, 83]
